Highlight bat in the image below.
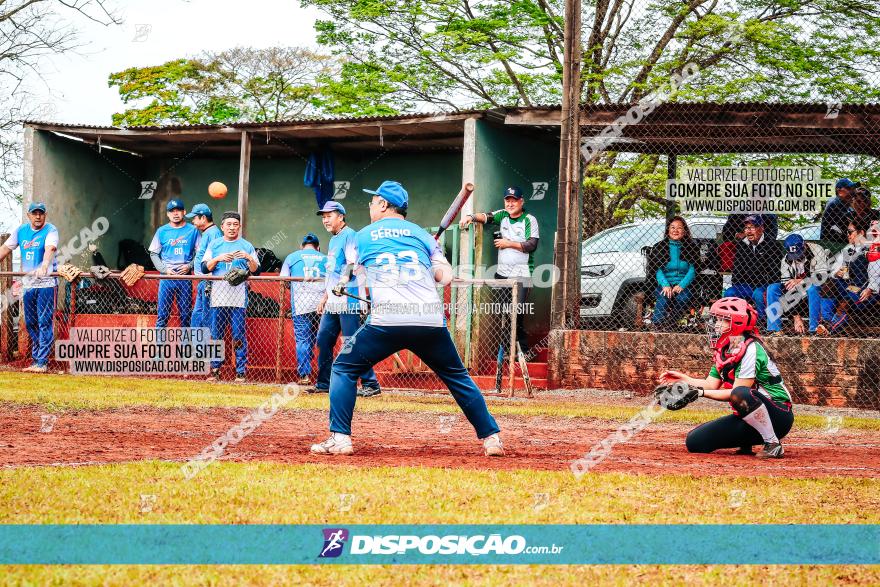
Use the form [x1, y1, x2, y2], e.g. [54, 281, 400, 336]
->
[494, 345, 504, 393]
[435, 183, 475, 241]
[516, 342, 533, 398]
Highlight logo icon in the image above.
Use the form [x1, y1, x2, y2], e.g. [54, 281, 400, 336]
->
[319, 528, 349, 558]
[333, 181, 351, 200]
[531, 181, 548, 201]
[139, 181, 157, 200]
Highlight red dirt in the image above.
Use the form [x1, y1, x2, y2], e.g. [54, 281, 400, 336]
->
[1, 405, 877, 478]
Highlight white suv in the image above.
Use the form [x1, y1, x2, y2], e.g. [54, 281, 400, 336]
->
[580, 216, 726, 327]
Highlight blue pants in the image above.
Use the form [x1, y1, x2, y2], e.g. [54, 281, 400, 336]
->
[766, 282, 836, 332]
[190, 281, 213, 329]
[652, 286, 692, 325]
[724, 284, 767, 319]
[157, 279, 193, 328]
[23, 287, 55, 367]
[316, 312, 379, 391]
[292, 312, 320, 377]
[211, 306, 247, 374]
[329, 324, 500, 438]
[828, 279, 880, 329]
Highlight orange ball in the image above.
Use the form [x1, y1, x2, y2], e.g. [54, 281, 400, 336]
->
[208, 181, 228, 199]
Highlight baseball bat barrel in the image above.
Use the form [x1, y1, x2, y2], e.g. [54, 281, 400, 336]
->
[435, 183, 475, 241]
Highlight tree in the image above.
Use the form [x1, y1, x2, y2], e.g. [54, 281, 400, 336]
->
[0, 0, 120, 228]
[108, 47, 335, 126]
[301, 0, 880, 234]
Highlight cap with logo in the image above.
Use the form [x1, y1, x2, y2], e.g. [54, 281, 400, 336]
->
[784, 234, 806, 261]
[185, 203, 213, 219]
[363, 180, 409, 209]
[302, 232, 320, 246]
[316, 201, 347, 216]
[166, 199, 185, 212]
[503, 186, 523, 200]
[27, 202, 47, 213]
[743, 214, 763, 227]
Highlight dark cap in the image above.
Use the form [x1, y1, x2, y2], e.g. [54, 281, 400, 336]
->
[836, 178, 857, 190]
[784, 234, 806, 261]
[743, 214, 763, 227]
[302, 232, 320, 246]
[503, 186, 523, 200]
[166, 199, 185, 212]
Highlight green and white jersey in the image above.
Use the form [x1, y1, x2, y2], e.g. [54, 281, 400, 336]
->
[487, 209, 539, 278]
[708, 342, 792, 405]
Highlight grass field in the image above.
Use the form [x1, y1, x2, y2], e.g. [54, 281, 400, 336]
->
[2, 371, 878, 584]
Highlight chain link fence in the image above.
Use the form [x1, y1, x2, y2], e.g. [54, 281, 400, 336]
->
[0, 270, 530, 394]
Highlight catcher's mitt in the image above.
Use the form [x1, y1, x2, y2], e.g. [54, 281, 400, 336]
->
[120, 264, 145, 286]
[224, 267, 250, 286]
[653, 382, 702, 411]
[57, 263, 82, 283]
[90, 265, 112, 281]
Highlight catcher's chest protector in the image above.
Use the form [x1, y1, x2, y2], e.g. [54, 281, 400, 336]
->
[714, 337, 757, 385]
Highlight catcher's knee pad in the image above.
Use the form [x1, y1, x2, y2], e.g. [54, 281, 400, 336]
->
[729, 386, 760, 417]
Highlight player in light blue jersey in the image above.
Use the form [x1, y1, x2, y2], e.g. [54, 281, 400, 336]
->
[201, 211, 259, 382]
[0, 202, 59, 372]
[311, 181, 503, 457]
[314, 201, 381, 396]
[280, 232, 327, 385]
[187, 203, 222, 329]
[149, 199, 200, 328]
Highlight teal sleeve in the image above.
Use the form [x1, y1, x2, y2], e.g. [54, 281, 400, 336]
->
[656, 268, 670, 288]
[678, 263, 696, 289]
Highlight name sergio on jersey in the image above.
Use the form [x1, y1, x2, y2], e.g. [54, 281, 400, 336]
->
[370, 227, 412, 240]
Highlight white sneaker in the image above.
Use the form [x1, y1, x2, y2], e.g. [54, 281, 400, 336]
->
[22, 364, 48, 373]
[310, 433, 353, 455]
[483, 433, 504, 457]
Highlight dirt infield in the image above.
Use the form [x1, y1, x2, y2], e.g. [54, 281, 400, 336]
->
[2, 405, 878, 478]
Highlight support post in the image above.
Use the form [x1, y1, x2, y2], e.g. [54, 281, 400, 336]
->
[237, 131, 252, 236]
[666, 153, 677, 223]
[0, 233, 12, 361]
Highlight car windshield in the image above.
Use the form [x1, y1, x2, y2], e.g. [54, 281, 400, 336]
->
[582, 223, 665, 255]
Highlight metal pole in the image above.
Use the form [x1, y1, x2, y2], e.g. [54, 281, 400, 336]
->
[275, 279, 284, 384]
[666, 153, 678, 223]
[508, 281, 519, 396]
[0, 233, 11, 362]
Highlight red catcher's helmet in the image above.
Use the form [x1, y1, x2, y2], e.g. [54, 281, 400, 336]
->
[707, 297, 758, 350]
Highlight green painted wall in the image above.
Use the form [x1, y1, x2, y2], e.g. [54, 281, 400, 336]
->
[473, 120, 561, 343]
[30, 131, 146, 266]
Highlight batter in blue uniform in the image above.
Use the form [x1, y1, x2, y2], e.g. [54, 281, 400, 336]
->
[188, 202, 222, 329]
[0, 202, 59, 372]
[281, 232, 327, 384]
[149, 199, 200, 328]
[310, 181, 504, 457]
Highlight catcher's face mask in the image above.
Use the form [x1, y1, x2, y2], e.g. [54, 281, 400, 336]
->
[706, 314, 731, 349]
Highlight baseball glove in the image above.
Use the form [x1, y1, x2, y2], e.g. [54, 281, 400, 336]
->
[653, 382, 702, 411]
[90, 265, 112, 281]
[120, 263, 145, 286]
[57, 263, 82, 283]
[224, 267, 250, 286]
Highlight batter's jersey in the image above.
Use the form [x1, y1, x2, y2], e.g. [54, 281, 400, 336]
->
[194, 224, 222, 276]
[5, 222, 59, 289]
[356, 217, 445, 327]
[149, 223, 200, 273]
[324, 226, 363, 313]
[202, 237, 258, 308]
[708, 342, 792, 405]
[281, 249, 327, 315]
[486, 210, 539, 278]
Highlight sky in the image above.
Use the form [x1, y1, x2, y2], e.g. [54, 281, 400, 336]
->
[2, 0, 321, 232]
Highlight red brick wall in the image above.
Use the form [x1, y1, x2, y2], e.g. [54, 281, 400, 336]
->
[547, 330, 880, 409]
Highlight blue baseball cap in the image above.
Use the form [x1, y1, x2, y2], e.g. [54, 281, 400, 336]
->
[743, 214, 763, 227]
[503, 186, 524, 200]
[316, 201, 346, 216]
[363, 180, 409, 209]
[302, 232, 320, 246]
[836, 178, 857, 190]
[28, 202, 46, 213]
[185, 203, 212, 219]
[166, 199, 185, 212]
[784, 234, 806, 261]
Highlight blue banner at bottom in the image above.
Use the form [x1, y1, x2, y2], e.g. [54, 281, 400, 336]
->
[0, 525, 877, 565]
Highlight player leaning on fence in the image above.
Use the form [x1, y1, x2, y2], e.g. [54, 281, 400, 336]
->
[459, 186, 539, 353]
[201, 211, 259, 382]
[149, 199, 200, 328]
[0, 202, 58, 372]
[311, 180, 504, 457]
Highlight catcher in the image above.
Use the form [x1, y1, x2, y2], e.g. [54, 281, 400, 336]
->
[657, 297, 794, 458]
[200, 211, 259, 382]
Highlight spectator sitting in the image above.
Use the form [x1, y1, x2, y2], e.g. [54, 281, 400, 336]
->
[847, 186, 880, 226]
[646, 216, 701, 328]
[724, 215, 783, 321]
[766, 234, 834, 336]
[719, 213, 778, 272]
[826, 216, 880, 331]
[821, 178, 858, 244]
